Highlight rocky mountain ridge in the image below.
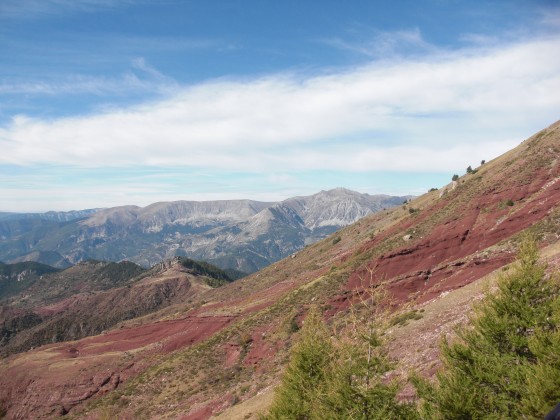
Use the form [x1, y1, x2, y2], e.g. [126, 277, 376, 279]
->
[0, 188, 410, 273]
[0, 209, 100, 222]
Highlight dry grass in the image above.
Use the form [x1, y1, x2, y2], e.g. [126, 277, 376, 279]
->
[213, 386, 275, 419]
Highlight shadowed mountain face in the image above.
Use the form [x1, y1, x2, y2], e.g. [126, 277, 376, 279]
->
[0, 261, 61, 301]
[0, 189, 410, 273]
[0, 121, 558, 419]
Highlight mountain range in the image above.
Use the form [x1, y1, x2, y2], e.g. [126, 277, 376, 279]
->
[0, 188, 410, 273]
[0, 121, 558, 419]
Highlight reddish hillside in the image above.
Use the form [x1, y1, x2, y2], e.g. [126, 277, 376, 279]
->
[0, 121, 559, 419]
[346, 121, 560, 305]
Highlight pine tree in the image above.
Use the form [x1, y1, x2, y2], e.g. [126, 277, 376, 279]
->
[266, 305, 333, 419]
[414, 236, 560, 419]
[319, 328, 416, 419]
[522, 293, 560, 417]
[266, 292, 416, 419]
[318, 286, 418, 419]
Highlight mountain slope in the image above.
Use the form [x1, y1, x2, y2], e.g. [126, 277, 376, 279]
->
[0, 258, 233, 357]
[0, 260, 146, 355]
[0, 121, 558, 419]
[0, 190, 408, 273]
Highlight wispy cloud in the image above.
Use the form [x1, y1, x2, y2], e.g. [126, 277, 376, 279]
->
[0, 0, 136, 20]
[459, 33, 502, 46]
[0, 166, 308, 211]
[0, 161, 448, 212]
[540, 6, 560, 28]
[0, 58, 178, 96]
[322, 28, 439, 58]
[131, 57, 174, 83]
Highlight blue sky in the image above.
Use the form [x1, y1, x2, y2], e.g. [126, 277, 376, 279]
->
[1, 0, 559, 212]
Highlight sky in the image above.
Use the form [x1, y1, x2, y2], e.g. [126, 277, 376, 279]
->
[1, 0, 559, 212]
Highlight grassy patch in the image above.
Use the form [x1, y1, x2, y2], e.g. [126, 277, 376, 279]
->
[389, 309, 424, 327]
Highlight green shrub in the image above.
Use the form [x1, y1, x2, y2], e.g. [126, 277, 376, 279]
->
[288, 316, 299, 334]
[319, 318, 418, 419]
[265, 300, 417, 419]
[498, 199, 515, 210]
[389, 309, 423, 327]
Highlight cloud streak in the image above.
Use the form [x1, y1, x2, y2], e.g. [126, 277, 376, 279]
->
[1, 36, 559, 175]
[0, 0, 136, 20]
[0, 58, 178, 96]
[323, 28, 439, 58]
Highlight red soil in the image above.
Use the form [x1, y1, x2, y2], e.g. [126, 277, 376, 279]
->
[0, 313, 237, 419]
[345, 164, 560, 307]
[242, 326, 280, 372]
[180, 393, 233, 420]
[35, 295, 83, 316]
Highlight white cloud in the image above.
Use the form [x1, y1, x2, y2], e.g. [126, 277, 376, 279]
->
[1, 36, 559, 173]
